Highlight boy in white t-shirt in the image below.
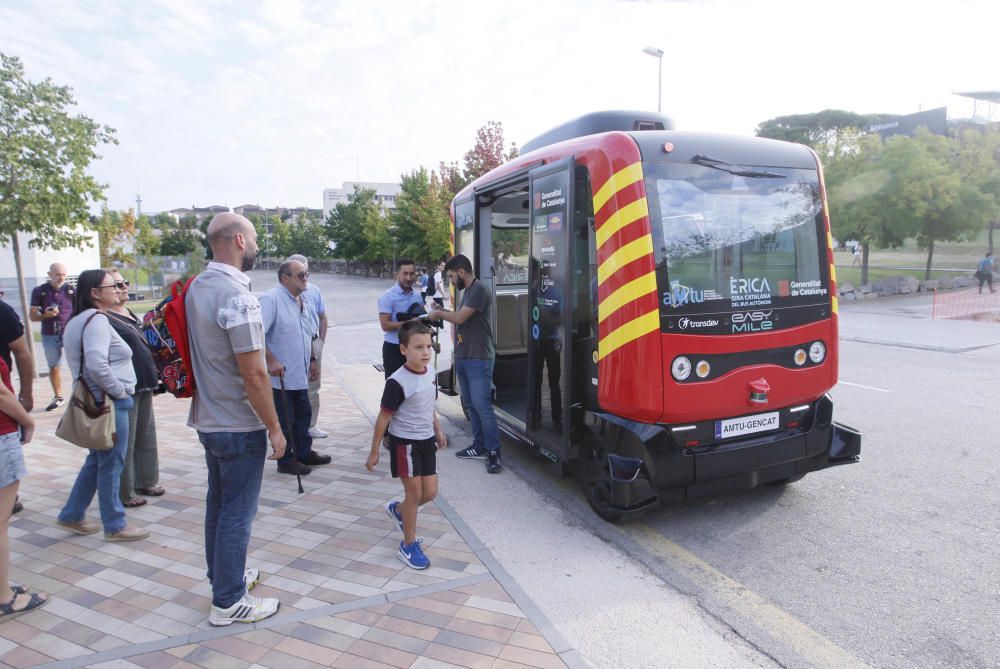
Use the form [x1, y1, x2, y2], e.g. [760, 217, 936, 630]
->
[366, 320, 447, 569]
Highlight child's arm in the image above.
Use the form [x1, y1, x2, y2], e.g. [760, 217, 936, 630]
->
[433, 412, 448, 450]
[0, 380, 34, 444]
[366, 410, 392, 471]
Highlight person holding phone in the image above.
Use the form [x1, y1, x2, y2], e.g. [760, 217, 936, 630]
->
[29, 263, 76, 411]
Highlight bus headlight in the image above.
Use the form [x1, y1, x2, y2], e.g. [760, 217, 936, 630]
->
[794, 349, 807, 366]
[695, 360, 711, 378]
[809, 341, 826, 364]
[671, 356, 692, 381]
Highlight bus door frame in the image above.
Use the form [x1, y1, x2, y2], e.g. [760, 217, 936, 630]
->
[526, 157, 575, 462]
[440, 197, 477, 396]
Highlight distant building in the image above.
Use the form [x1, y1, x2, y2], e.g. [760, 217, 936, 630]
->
[168, 205, 230, 223]
[323, 182, 401, 220]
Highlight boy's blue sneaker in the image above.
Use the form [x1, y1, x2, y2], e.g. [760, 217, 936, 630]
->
[398, 539, 430, 570]
[385, 500, 404, 536]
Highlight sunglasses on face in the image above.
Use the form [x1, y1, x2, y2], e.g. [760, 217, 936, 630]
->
[96, 281, 129, 290]
[284, 272, 310, 280]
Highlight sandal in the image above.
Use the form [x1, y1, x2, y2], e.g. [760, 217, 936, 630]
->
[135, 486, 165, 497]
[11, 585, 28, 595]
[0, 592, 48, 622]
[123, 497, 147, 508]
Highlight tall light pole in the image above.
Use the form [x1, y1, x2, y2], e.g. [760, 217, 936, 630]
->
[641, 46, 664, 112]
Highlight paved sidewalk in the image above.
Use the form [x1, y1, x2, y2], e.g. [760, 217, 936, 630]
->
[4, 369, 576, 668]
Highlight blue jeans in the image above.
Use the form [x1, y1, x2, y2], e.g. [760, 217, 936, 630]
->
[455, 358, 500, 453]
[59, 395, 133, 533]
[198, 430, 266, 608]
[272, 388, 313, 465]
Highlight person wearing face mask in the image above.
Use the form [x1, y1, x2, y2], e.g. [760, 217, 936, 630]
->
[429, 254, 501, 474]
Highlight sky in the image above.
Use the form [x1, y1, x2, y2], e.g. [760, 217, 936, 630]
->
[1, 0, 997, 214]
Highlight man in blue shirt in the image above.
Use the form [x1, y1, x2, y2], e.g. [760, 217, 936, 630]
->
[286, 255, 329, 440]
[378, 259, 424, 378]
[261, 259, 331, 476]
[977, 252, 995, 294]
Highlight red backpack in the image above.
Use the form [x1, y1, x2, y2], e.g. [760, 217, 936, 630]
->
[142, 277, 197, 398]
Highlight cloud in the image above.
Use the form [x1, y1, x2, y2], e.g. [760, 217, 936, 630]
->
[3, 0, 998, 214]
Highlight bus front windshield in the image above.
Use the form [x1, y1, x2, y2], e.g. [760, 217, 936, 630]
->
[645, 162, 829, 321]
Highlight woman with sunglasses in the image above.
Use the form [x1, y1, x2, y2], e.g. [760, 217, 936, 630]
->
[106, 270, 163, 508]
[55, 270, 150, 542]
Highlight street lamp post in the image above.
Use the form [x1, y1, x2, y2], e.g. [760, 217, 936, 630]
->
[641, 46, 664, 112]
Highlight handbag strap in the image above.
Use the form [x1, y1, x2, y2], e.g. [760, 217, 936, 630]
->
[76, 312, 103, 382]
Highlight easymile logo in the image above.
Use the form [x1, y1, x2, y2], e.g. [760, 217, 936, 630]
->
[731, 310, 773, 333]
[678, 317, 719, 329]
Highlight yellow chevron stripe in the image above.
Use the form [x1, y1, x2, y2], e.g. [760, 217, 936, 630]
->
[599, 310, 660, 360]
[830, 264, 837, 282]
[598, 272, 657, 323]
[592, 162, 644, 213]
[596, 197, 648, 250]
[832, 295, 839, 314]
[597, 236, 654, 286]
[826, 230, 833, 250]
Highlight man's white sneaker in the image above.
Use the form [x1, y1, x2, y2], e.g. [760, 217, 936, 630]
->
[208, 593, 279, 626]
[244, 567, 261, 591]
[308, 427, 328, 439]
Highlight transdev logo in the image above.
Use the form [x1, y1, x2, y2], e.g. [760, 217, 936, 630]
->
[678, 317, 719, 330]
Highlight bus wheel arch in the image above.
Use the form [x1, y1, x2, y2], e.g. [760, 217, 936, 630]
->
[575, 415, 659, 523]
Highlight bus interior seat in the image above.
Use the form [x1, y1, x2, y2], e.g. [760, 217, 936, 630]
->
[495, 293, 526, 355]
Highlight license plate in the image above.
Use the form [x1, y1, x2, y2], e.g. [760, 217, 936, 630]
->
[715, 411, 780, 439]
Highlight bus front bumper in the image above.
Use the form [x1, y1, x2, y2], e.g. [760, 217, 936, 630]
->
[597, 396, 861, 510]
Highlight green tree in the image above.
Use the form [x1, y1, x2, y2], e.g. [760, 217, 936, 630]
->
[0, 53, 116, 366]
[325, 186, 381, 261]
[133, 214, 160, 288]
[93, 207, 137, 267]
[159, 213, 201, 256]
[151, 211, 174, 229]
[280, 212, 328, 259]
[756, 109, 897, 149]
[392, 168, 430, 259]
[823, 130, 897, 284]
[880, 129, 993, 279]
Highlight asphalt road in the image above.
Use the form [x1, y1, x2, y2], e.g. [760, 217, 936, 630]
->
[254, 270, 1000, 669]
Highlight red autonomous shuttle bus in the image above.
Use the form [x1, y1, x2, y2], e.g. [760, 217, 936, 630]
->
[444, 111, 860, 522]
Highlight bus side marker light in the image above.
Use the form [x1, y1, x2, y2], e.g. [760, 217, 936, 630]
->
[794, 349, 807, 366]
[684, 440, 700, 448]
[695, 360, 711, 378]
[748, 378, 770, 405]
[663, 142, 674, 153]
[671, 356, 692, 381]
[787, 421, 800, 429]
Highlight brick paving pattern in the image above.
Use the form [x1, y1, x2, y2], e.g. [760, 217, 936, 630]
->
[3, 372, 568, 669]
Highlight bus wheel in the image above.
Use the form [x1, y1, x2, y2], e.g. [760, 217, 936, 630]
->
[576, 442, 648, 524]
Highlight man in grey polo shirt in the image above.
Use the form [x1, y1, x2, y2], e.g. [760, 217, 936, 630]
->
[187, 213, 286, 627]
[261, 259, 331, 476]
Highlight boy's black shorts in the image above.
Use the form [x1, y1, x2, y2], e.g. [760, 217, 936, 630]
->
[386, 434, 438, 478]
